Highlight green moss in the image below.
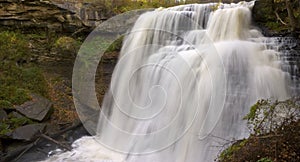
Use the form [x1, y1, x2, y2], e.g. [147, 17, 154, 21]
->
[6, 116, 35, 128]
[0, 31, 48, 107]
[0, 100, 13, 109]
[0, 86, 31, 106]
[0, 31, 29, 66]
[265, 22, 289, 32]
[54, 36, 81, 56]
[19, 67, 48, 96]
[0, 123, 12, 138]
[10, 88, 31, 105]
[219, 98, 300, 161]
[107, 36, 124, 52]
[0, 114, 35, 138]
[257, 157, 273, 162]
[219, 139, 248, 161]
[243, 102, 259, 121]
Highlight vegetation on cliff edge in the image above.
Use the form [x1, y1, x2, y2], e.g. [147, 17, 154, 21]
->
[219, 98, 300, 162]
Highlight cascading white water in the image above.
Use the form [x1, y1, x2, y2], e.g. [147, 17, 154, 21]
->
[46, 1, 292, 162]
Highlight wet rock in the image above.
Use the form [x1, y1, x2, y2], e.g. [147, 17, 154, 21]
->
[0, 109, 8, 120]
[15, 94, 53, 121]
[11, 124, 45, 141]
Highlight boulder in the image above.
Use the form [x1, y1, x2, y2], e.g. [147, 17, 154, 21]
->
[15, 94, 53, 121]
[11, 124, 45, 141]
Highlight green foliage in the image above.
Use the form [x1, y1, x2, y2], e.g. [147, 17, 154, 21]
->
[219, 98, 300, 162]
[0, 31, 45, 137]
[0, 31, 48, 107]
[265, 21, 289, 31]
[257, 157, 273, 162]
[81, 36, 111, 54]
[0, 67, 48, 105]
[0, 82, 31, 108]
[54, 36, 81, 57]
[210, 2, 221, 11]
[107, 36, 124, 52]
[0, 123, 12, 137]
[0, 100, 13, 109]
[0, 31, 30, 67]
[219, 139, 248, 161]
[79, 35, 122, 65]
[270, 0, 299, 31]
[253, 0, 299, 32]
[19, 67, 48, 96]
[0, 112, 35, 138]
[7, 115, 34, 128]
[8, 87, 31, 105]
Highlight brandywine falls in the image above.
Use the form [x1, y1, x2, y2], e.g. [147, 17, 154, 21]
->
[45, 1, 298, 162]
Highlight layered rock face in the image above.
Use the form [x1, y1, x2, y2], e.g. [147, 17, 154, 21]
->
[51, 0, 112, 27]
[0, 0, 146, 34]
[0, 0, 85, 33]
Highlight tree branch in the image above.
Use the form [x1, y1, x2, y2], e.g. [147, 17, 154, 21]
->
[274, 9, 288, 26]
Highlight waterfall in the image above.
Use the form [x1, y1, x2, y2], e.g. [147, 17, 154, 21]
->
[46, 1, 293, 162]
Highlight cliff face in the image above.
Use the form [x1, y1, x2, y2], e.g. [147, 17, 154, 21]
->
[2, 0, 298, 36]
[51, 0, 113, 27]
[0, 0, 87, 33]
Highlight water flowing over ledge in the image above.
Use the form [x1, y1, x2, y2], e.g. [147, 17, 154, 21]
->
[45, 1, 295, 162]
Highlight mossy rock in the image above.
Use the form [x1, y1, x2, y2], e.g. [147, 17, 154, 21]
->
[219, 139, 248, 161]
[15, 94, 53, 121]
[0, 110, 36, 139]
[53, 36, 81, 58]
[0, 123, 12, 138]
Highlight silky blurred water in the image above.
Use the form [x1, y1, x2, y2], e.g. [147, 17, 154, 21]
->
[45, 1, 294, 162]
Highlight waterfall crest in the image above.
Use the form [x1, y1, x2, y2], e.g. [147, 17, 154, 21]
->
[46, 1, 292, 162]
